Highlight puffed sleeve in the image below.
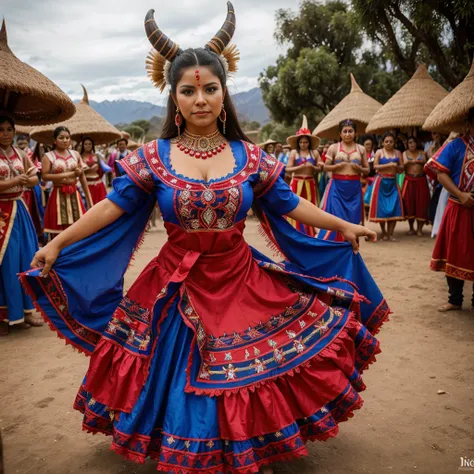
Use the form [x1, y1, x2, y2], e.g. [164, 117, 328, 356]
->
[106, 148, 156, 214]
[424, 138, 459, 178]
[253, 151, 300, 215]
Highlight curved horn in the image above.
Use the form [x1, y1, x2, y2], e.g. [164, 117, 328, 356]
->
[206, 2, 236, 55]
[144, 9, 182, 61]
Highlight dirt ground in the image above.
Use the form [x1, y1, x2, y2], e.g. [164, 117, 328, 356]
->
[1, 218, 473, 474]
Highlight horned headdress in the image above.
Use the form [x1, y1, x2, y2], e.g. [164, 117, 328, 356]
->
[145, 2, 240, 92]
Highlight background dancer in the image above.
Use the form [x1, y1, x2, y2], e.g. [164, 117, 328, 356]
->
[42, 126, 92, 239]
[320, 119, 369, 240]
[81, 137, 107, 204]
[285, 116, 322, 236]
[402, 136, 430, 236]
[0, 115, 42, 335]
[369, 131, 404, 241]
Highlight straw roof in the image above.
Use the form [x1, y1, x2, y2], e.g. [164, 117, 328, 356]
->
[127, 139, 140, 151]
[15, 125, 33, 136]
[366, 64, 448, 134]
[258, 138, 277, 148]
[121, 131, 131, 140]
[313, 74, 382, 140]
[30, 85, 122, 145]
[423, 59, 474, 134]
[0, 19, 75, 125]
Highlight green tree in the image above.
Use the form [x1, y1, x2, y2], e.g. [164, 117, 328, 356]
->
[352, 0, 474, 87]
[259, 0, 403, 126]
[124, 125, 145, 140]
[260, 122, 298, 143]
[131, 119, 151, 135]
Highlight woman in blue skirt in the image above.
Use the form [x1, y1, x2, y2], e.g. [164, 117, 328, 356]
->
[369, 132, 404, 241]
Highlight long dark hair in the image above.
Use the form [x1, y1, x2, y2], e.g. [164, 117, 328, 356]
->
[160, 48, 251, 142]
[0, 115, 15, 129]
[80, 136, 96, 155]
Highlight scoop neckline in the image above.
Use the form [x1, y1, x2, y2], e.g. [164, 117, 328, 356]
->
[161, 139, 246, 184]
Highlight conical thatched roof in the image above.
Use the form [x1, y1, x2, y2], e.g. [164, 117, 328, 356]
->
[30, 85, 122, 145]
[14, 125, 33, 136]
[0, 19, 75, 125]
[423, 59, 474, 134]
[366, 64, 448, 134]
[313, 74, 382, 140]
[127, 139, 140, 151]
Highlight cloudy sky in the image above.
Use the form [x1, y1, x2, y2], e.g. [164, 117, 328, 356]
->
[4, 0, 300, 106]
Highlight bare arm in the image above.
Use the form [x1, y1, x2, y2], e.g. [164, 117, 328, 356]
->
[31, 198, 125, 276]
[0, 175, 22, 192]
[287, 197, 376, 252]
[23, 154, 39, 188]
[438, 172, 474, 208]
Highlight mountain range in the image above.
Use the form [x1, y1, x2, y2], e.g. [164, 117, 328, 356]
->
[87, 87, 270, 127]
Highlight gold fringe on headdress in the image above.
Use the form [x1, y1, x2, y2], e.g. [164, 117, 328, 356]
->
[222, 44, 240, 74]
[146, 49, 168, 92]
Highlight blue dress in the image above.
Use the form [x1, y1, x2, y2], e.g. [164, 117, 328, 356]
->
[21, 139, 390, 473]
[0, 148, 38, 325]
[369, 157, 404, 222]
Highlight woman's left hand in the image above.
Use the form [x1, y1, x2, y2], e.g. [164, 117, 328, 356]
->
[341, 224, 377, 254]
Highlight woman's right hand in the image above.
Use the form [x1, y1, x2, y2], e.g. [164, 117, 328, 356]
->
[459, 192, 474, 208]
[30, 244, 61, 277]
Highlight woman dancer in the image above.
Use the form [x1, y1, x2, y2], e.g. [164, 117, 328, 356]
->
[401, 136, 430, 236]
[81, 137, 107, 204]
[21, 5, 390, 472]
[363, 135, 376, 214]
[107, 137, 131, 178]
[42, 126, 92, 238]
[0, 115, 42, 335]
[320, 120, 369, 241]
[426, 108, 474, 312]
[285, 117, 322, 236]
[369, 131, 404, 241]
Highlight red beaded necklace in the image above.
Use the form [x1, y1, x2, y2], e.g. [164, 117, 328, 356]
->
[172, 129, 227, 159]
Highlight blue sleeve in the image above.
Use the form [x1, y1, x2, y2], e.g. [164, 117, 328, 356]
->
[253, 152, 300, 215]
[435, 140, 458, 174]
[107, 174, 152, 214]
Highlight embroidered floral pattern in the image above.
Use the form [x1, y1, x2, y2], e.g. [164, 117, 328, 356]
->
[120, 150, 154, 193]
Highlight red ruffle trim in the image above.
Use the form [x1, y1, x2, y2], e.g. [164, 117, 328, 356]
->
[84, 338, 148, 413]
[216, 315, 378, 440]
[75, 384, 364, 473]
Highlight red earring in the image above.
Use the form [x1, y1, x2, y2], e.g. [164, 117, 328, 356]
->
[175, 107, 183, 136]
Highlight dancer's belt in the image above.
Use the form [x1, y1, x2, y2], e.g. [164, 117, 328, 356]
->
[406, 173, 425, 178]
[55, 183, 77, 195]
[379, 174, 397, 179]
[332, 174, 361, 181]
[0, 191, 22, 201]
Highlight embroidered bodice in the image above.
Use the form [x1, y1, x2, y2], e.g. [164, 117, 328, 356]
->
[84, 154, 100, 179]
[294, 154, 316, 166]
[333, 143, 362, 165]
[46, 151, 79, 174]
[380, 156, 399, 165]
[0, 147, 25, 195]
[405, 152, 423, 162]
[111, 140, 299, 250]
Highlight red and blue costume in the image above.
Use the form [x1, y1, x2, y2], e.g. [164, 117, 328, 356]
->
[426, 137, 474, 281]
[287, 154, 318, 236]
[369, 157, 404, 222]
[21, 140, 390, 473]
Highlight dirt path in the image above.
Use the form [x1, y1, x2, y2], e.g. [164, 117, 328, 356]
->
[1, 219, 473, 474]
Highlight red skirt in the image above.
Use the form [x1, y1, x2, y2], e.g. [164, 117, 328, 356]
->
[431, 199, 474, 281]
[401, 175, 430, 221]
[22, 189, 42, 236]
[87, 179, 107, 205]
[44, 185, 86, 234]
[287, 176, 317, 237]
